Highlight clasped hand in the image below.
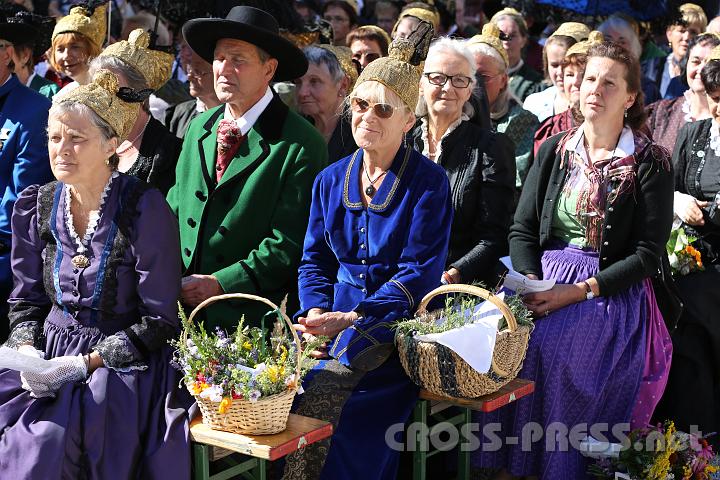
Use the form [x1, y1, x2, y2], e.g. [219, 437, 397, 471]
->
[294, 308, 358, 359]
[521, 276, 585, 318]
[20, 354, 88, 398]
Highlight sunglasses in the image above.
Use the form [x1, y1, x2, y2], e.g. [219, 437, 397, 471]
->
[350, 97, 398, 119]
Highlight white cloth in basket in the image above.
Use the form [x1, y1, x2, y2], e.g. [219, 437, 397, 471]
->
[414, 293, 505, 374]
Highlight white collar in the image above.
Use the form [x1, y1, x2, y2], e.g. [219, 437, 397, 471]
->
[25, 72, 36, 87]
[223, 86, 273, 136]
[710, 120, 720, 157]
[195, 98, 207, 113]
[566, 124, 635, 163]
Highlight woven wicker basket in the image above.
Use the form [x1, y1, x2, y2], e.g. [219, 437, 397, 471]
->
[396, 284, 532, 399]
[184, 293, 302, 435]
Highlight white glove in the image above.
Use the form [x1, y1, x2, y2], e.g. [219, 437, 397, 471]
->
[20, 355, 88, 398]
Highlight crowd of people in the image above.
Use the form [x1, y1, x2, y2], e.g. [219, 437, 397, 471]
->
[0, 0, 718, 479]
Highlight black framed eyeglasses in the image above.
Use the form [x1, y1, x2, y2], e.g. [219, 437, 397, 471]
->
[424, 72, 473, 89]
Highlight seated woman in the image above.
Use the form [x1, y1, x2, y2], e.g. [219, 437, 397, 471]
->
[0, 70, 191, 478]
[654, 48, 720, 448]
[645, 32, 719, 153]
[283, 24, 452, 480]
[523, 22, 589, 122]
[410, 37, 515, 286]
[489, 7, 544, 102]
[473, 42, 674, 479]
[533, 31, 604, 156]
[49, 2, 106, 92]
[347, 25, 390, 70]
[90, 29, 181, 194]
[295, 44, 358, 163]
[468, 24, 539, 192]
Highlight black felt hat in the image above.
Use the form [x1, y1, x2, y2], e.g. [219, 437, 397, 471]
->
[182, 6, 308, 81]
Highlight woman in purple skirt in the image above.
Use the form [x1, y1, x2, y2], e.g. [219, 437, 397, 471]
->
[0, 70, 193, 479]
[473, 42, 676, 479]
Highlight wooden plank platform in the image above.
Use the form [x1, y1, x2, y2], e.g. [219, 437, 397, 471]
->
[190, 413, 333, 461]
[419, 378, 534, 413]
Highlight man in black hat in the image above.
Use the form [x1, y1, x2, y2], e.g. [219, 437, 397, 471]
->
[0, 17, 53, 342]
[168, 6, 328, 330]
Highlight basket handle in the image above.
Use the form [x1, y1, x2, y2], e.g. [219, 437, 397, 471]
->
[186, 293, 302, 387]
[416, 284, 518, 332]
[415, 284, 519, 379]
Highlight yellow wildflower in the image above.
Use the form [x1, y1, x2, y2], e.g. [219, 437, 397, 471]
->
[218, 397, 232, 414]
[266, 365, 286, 383]
[242, 341, 252, 351]
[190, 382, 209, 395]
[647, 422, 678, 480]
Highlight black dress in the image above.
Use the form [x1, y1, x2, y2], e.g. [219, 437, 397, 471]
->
[409, 119, 516, 285]
[163, 99, 199, 139]
[125, 117, 182, 195]
[655, 118, 720, 446]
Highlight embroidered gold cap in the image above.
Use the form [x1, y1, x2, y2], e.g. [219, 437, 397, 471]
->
[550, 22, 590, 43]
[566, 30, 604, 58]
[354, 21, 432, 111]
[54, 69, 139, 140]
[98, 28, 174, 90]
[52, 2, 107, 50]
[490, 7, 527, 33]
[707, 44, 720, 62]
[393, 6, 440, 33]
[317, 44, 358, 89]
[467, 23, 509, 68]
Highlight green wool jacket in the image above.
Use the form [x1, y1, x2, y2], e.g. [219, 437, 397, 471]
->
[167, 94, 328, 331]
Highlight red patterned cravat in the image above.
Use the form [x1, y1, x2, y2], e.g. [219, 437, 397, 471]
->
[215, 119, 245, 182]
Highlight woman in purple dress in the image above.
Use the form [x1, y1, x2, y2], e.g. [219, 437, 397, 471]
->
[0, 70, 193, 479]
[473, 42, 675, 479]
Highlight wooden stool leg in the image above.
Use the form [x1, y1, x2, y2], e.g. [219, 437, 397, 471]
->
[193, 443, 211, 480]
[412, 399, 428, 480]
[457, 407, 471, 480]
[255, 459, 267, 480]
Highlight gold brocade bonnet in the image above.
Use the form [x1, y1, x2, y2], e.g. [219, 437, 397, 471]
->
[393, 6, 440, 33]
[550, 22, 591, 43]
[317, 45, 358, 89]
[565, 31, 604, 58]
[52, 2, 107, 50]
[707, 44, 720, 62]
[490, 7, 527, 33]
[354, 22, 432, 111]
[99, 29, 174, 90]
[54, 69, 139, 140]
[467, 23, 509, 68]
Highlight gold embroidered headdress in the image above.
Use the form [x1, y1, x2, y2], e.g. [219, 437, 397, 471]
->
[490, 7, 527, 32]
[467, 23, 509, 68]
[54, 69, 140, 140]
[707, 44, 720, 62]
[550, 22, 590, 43]
[565, 31, 604, 58]
[393, 6, 440, 33]
[317, 44, 358, 89]
[354, 21, 432, 110]
[52, 1, 107, 50]
[98, 28, 174, 90]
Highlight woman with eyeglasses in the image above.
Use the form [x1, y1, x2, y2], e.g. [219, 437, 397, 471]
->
[284, 24, 452, 480]
[468, 24, 539, 194]
[410, 37, 515, 287]
[473, 41, 675, 479]
[347, 25, 390, 70]
[322, 0, 358, 46]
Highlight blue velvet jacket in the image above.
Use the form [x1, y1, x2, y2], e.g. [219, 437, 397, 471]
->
[297, 146, 453, 369]
[0, 75, 52, 291]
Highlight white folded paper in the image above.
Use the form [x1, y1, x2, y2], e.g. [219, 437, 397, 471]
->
[0, 346, 53, 374]
[578, 435, 622, 459]
[500, 256, 555, 294]
[415, 293, 505, 374]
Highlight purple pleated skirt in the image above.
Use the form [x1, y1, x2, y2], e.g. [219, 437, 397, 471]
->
[472, 244, 672, 479]
[0, 308, 195, 479]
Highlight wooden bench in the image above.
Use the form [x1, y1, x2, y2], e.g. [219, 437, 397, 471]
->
[411, 378, 535, 480]
[190, 413, 333, 480]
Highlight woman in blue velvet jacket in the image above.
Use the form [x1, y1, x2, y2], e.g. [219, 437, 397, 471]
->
[283, 27, 453, 480]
